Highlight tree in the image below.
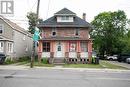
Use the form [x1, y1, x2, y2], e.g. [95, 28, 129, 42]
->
[27, 12, 38, 34]
[91, 10, 128, 57]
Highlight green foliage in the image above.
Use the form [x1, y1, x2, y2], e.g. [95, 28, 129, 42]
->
[91, 10, 129, 56]
[27, 12, 38, 34]
[18, 56, 30, 62]
[41, 58, 48, 64]
[5, 58, 15, 64]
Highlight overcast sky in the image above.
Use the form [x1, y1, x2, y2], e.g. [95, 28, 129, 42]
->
[5, 0, 130, 29]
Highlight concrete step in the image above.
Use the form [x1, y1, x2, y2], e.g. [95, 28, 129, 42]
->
[53, 58, 65, 64]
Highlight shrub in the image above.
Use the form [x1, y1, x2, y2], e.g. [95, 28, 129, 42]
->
[5, 58, 15, 64]
[41, 58, 48, 64]
[18, 56, 30, 62]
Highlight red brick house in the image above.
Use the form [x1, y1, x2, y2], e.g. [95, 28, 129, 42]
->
[38, 8, 92, 64]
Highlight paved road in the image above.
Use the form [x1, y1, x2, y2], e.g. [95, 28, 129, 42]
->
[0, 68, 130, 87]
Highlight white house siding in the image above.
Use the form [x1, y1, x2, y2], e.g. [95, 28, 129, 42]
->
[13, 30, 33, 58]
[69, 52, 77, 58]
[80, 52, 88, 58]
[42, 52, 50, 58]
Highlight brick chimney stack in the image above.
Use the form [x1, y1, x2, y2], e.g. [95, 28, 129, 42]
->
[83, 13, 86, 21]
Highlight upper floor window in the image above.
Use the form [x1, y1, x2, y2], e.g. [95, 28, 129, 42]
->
[61, 16, 69, 20]
[0, 42, 4, 52]
[0, 24, 4, 34]
[52, 28, 57, 36]
[75, 28, 80, 36]
[57, 16, 74, 22]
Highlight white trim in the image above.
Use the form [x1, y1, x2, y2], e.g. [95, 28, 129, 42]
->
[0, 42, 4, 52]
[0, 24, 4, 34]
[7, 42, 13, 53]
[42, 52, 50, 58]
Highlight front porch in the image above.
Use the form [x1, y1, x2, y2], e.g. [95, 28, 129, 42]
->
[38, 40, 92, 64]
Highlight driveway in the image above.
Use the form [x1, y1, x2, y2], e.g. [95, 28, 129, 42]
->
[108, 61, 130, 69]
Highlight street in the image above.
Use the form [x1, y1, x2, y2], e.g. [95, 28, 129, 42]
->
[0, 68, 130, 87]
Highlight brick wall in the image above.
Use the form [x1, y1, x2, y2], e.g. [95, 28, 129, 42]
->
[41, 27, 90, 39]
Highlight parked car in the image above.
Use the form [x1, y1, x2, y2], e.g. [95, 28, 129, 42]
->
[0, 53, 6, 64]
[117, 54, 130, 62]
[126, 58, 130, 64]
[107, 55, 118, 61]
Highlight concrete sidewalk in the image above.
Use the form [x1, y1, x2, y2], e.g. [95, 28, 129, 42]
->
[0, 64, 130, 73]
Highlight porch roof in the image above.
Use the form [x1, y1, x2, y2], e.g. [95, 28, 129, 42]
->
[39, 37, 92, 41]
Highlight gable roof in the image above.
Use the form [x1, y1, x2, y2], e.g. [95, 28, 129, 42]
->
[0, 15, 32, 37]
[54, 8, 76, 16]
[38, 8, 91, 28]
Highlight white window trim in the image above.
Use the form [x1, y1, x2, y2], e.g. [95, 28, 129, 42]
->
[8, 42, 13, 53]
[0, 24, 4, 34]
[0, 42, 4, 52]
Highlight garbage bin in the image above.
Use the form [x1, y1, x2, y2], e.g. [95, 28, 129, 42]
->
[95, 57, 99, 64]
[0, 54, 6, 64]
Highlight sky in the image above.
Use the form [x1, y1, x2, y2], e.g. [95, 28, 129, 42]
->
[3, 0, 130, 29]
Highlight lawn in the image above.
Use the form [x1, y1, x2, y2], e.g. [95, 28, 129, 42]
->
[64, 60, 128, 70]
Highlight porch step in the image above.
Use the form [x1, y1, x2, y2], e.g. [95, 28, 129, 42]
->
[53, 58, 65, 65]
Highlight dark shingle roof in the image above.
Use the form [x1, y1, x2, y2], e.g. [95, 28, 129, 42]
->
[38, 8, 91, 28]
[54, 8, 76, 15]
[38, 16, 91, 28]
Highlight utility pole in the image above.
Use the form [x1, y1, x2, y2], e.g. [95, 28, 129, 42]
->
[30, 0, 40, 68]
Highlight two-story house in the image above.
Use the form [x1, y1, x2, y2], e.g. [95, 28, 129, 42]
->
[0, 15, 33, 60]
[38, 8, 92, 63]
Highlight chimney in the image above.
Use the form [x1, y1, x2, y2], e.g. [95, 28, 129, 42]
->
[83, 13, 86, 21]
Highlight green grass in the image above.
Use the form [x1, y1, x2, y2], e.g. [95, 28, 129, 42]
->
[64, 64, 103, 68]
[33, 62, 54, 67]
[100, 60, 128, 69]
[64, 60, 128, 69]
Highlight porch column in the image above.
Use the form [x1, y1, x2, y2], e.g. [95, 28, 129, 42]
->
[88, 40, 92, 63]
[65, 41, 69, 58]
[50, 41, 54, 58]
[77, 41, 81, 58]
[38, 40, 42, 63]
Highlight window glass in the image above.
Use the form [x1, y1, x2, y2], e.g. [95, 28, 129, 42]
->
[69, 42, 76, 52]
[43, 42, 50, 52]
[80, 42, 87, 52]
[0, 25, 3, 34]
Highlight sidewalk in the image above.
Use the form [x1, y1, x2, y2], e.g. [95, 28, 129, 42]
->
[0, 64, 130, 73]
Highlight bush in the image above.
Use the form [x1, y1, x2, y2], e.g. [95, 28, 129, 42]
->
[5, 58, 15, 64]
[18, 56, 30, 62]
[41, 58, 48, 64]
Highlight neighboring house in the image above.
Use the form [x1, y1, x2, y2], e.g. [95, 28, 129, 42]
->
[38, 8, 92, 63]
[0, 15, 33, 59]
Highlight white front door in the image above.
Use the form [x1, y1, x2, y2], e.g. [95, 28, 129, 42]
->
[56, 42, 64, 58]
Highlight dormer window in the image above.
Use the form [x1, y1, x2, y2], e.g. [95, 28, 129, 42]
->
[57, 16, 74, 22]
[61, 16, 69, 20]
[52, 28, 57, 36]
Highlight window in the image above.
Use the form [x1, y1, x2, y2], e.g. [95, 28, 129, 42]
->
[75, 28, 80, 36]
[61, 16, 69, 20]
[43, 42, 50, 52]
[80, 42, 87, 52]
[69, 42, 76, 52]
[8, 43, 13, 53]
[52, 28, 57, 36]
[0, 25, 4, 34]
[0, 42, 4, 52]
[23, 35, 26, 40]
